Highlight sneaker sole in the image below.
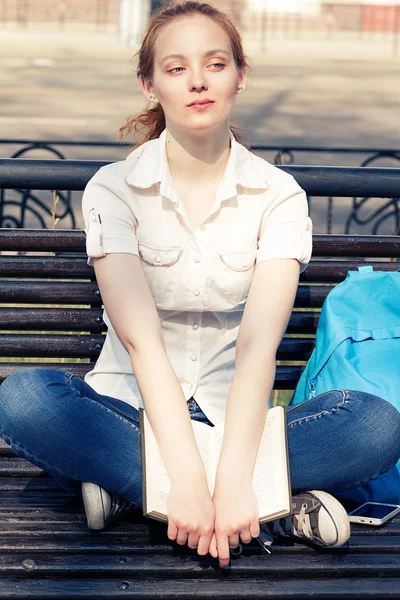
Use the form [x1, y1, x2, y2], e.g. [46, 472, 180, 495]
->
[81, 481, 107, 530]
[308, 490, 351, 547]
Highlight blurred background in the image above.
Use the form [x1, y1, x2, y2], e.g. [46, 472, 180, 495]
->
[1, 0, 399, 232]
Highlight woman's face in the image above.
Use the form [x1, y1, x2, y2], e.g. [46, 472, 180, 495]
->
[140, 15, 247, 134]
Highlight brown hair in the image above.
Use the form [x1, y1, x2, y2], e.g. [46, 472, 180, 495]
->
[117, 1, 250, 147]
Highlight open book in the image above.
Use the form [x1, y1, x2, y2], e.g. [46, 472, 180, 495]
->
[139, 405, 291, 525]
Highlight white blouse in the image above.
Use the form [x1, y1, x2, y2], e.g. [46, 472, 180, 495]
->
[81, 128, 313, 426]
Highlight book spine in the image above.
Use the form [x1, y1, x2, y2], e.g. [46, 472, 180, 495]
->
[283, 406, 293, 512]
[139, 408, 148, 518]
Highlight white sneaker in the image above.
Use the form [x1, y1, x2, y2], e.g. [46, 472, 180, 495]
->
[81, 481, 134, 530]
[261, 490, 350, 548]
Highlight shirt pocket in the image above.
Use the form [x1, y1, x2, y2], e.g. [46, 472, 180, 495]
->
[217, 245, 257, 305]
[138, 241, 184, 306]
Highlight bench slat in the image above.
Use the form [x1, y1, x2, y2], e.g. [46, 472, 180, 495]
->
[0, 309, 317, 333]
[0, 281, 101, 305]
[1, 256, 398, 280]
[0, 229, 86, 251]
[0, 512, 399, 542]
[301, 261, 400, 281]
[0, 336, 313, 361]
[0, 532, 398, 553]
[0, 308, 104, 331]
[0, 551, 399, 576]
[2, 160, 400, 194]
[1, 230, 400, 256]
[0, 256, 92, 278]
[0, 576, 398, 598]
[0, 334, 104, 357]
[0, 458, 45, 477]
[312, 235, 400, 257]
[0, 281, 331, 308]
[0, 477, 77, 493]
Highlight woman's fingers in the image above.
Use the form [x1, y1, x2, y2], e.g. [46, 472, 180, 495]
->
[167, 522, 178, 541]
[196, 531, 213, 556]
[176, 528, 189, 545]
[215, 530, 230, 568]
[250, 520, 260, 540]
[209, 533, 218, 558]
[187, 530, 200, 549]
[238, 527, 253, 545]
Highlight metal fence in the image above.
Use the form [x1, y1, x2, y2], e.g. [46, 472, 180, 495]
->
[0, 141, 399, 235]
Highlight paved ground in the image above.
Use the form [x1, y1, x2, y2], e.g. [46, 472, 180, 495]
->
[1, 28, 399, 231]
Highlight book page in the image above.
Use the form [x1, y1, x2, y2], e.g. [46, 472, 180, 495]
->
[213, 407, 289, 520]
[140, 408, 171, 517]
[252, 408, 290, 518]
[142, 406, 289, 522]
[252, 417, 278, 511]
[155, 448, 171, 514]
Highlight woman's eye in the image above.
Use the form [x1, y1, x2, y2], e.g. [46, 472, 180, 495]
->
[168, 63, 225, 73]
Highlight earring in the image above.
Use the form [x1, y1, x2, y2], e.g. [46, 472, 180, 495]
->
[237, 86, 243, 92]
[149, 94, 157, 101]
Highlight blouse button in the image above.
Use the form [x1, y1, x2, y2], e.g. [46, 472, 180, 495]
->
[91, 214, 96, 222]
[193, 289, 200, 296]
[155, 255, 162, 263]
[193, 323, 199, 330]
[188, 383, 193, 389]
[194, 255, 201, 263]
[242, 261, 248, 268]
[191, 354, 197, 361]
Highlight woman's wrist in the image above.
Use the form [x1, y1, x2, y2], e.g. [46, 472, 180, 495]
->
[215, 467, 253, 486]
[169, 465, 208, 487]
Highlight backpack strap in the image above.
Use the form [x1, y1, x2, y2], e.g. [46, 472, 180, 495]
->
[347, 266, 400, 278]
[347, 265, 374, 278]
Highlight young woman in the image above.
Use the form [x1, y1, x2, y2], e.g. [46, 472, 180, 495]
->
[0, 0, 399, 571]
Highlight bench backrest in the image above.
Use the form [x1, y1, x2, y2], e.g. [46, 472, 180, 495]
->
[0, 229, 399, 391]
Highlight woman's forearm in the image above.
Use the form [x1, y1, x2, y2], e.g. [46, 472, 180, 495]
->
[215, 345, 276, 481]
[130, 342, 207, 486]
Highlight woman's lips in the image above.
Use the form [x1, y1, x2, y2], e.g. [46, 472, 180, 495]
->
[188, 101, 214, 112]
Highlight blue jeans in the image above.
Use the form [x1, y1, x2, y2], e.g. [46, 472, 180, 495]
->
[0, 367, 399, 509]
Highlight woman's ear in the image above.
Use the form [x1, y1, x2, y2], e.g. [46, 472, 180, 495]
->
[236, 66, 248, 95]
[138, 75, 158, 103]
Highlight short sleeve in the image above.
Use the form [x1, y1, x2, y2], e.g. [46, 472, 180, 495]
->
[256, 176, 313, 273]
[81, 167, 139, 267]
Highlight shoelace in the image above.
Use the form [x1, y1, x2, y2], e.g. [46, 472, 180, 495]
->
[294, 504, 314, 540]
[269, 506, 314, 540]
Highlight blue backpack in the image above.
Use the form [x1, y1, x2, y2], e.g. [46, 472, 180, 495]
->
[290, 265, 400, 507]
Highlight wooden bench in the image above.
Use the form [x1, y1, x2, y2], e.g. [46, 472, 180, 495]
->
[0, 227, 399, 598]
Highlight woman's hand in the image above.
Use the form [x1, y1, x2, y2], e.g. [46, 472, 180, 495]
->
[209, 473, 260, 568]
[167, 474, 217, 557]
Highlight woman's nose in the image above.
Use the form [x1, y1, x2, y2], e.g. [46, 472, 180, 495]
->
[188, 70, 208, 92]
